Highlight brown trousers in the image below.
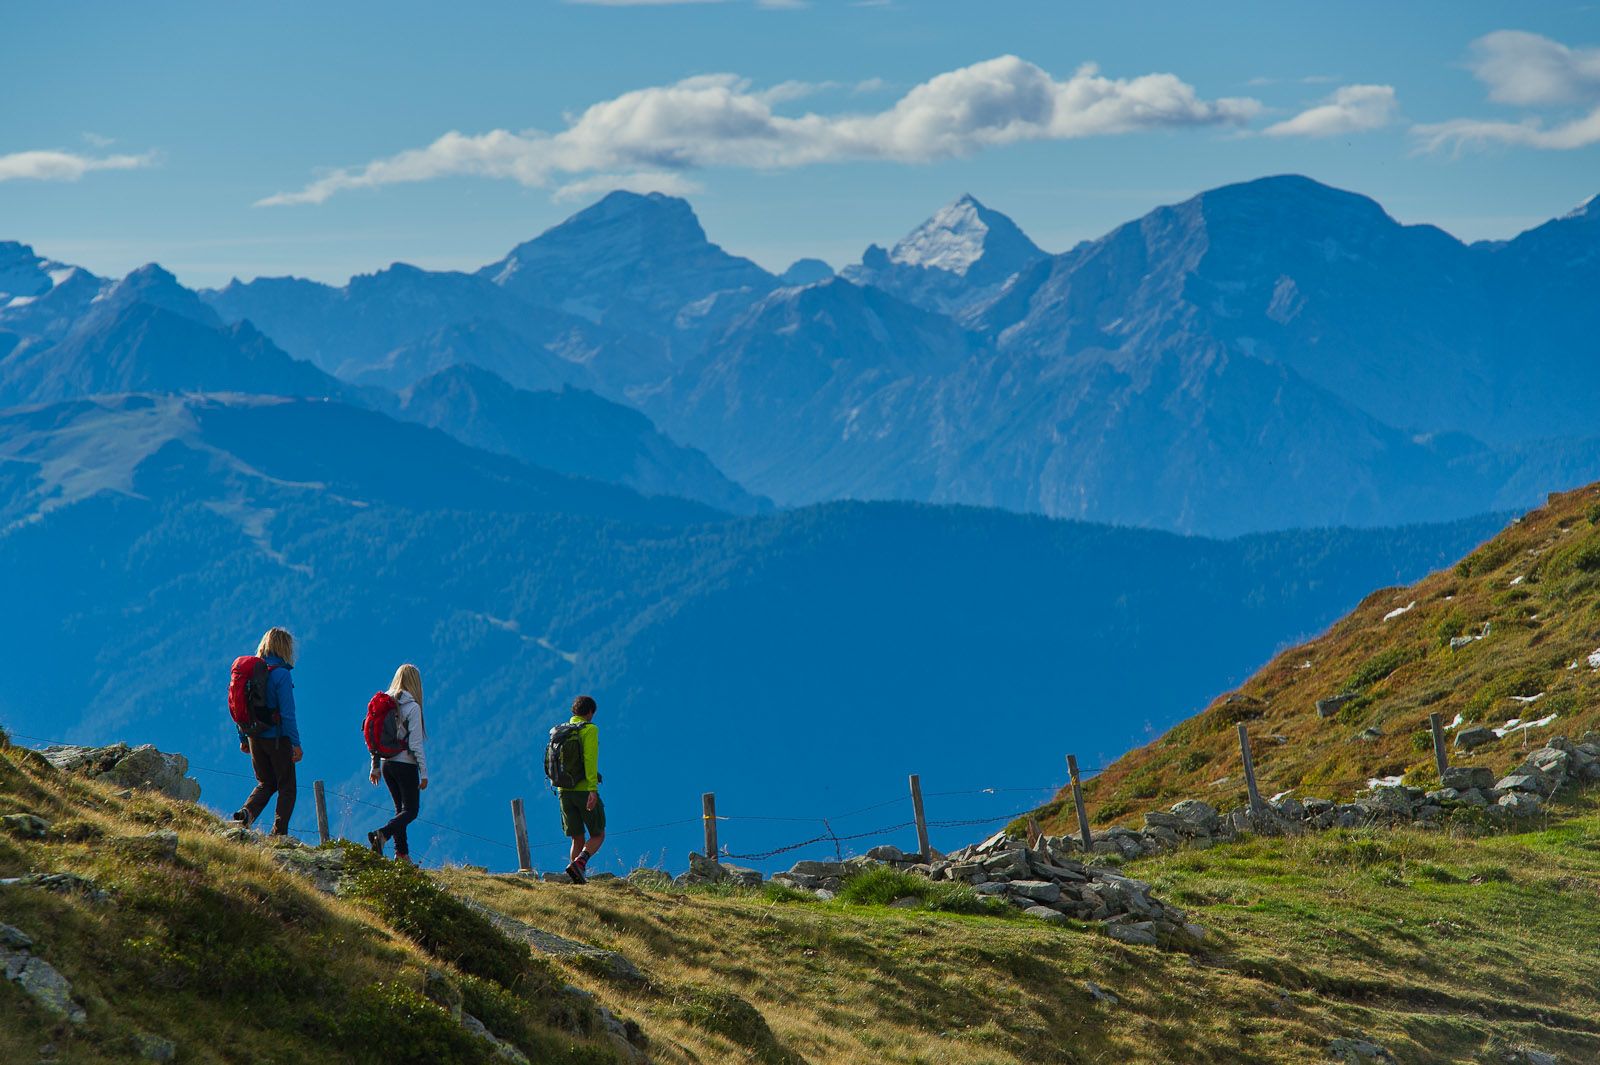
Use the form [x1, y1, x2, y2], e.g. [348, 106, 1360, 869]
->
[242, 736, 297, 834]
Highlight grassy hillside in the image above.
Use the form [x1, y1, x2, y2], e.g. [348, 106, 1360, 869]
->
[4, 728, 1599, 1064]
[1056, 484, 1600, 830]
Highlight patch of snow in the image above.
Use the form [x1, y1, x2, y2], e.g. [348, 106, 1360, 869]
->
[5, 294, 36, 308]
[889, 195, 989, 275]
[1509, 692, 1544, 704]
[1269, 789, 1294, 803]
[1444, 713, 1463, 731]
[1510, 575, 1525, 586]
[1382, 601, 1416, 622]
[46, 267, 76, 288]
[1366, 775, 1405, 790]
[1493, 713, 1557, 738]
[1587, 647, 1600, 669]
[1296, 660, 1312, 670]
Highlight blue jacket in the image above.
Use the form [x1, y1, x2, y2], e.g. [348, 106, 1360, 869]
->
[237, 654, 301, 748]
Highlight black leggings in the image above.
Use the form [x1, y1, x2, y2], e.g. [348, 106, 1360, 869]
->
[381, 761, 421, 856]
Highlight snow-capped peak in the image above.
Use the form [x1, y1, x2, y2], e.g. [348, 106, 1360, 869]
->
[888, 194, 994, 276]
[1562, 192, 1599, 222]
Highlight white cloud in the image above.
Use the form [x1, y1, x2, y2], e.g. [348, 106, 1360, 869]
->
[1466, 29, 1600, 106]
[1415, 31, 1600, 152]
[258, 56, 1260, 206]
[1262, 85, 1398, 137]
[0, 149, 155, 183]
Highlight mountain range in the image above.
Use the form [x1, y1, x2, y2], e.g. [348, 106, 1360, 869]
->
[14, 176, 1585, 535]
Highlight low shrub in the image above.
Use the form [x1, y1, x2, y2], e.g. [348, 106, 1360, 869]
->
[338, 844, 531, 989]
[322, 981, 489, 1065]
[671, 986, 802, 1065]
[835, 867, 1005, 916]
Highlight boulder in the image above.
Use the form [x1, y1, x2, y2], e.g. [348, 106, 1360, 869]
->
[1103, 921, 1158, 947]
[1022, 905, 1067, 924]
[1454, 726, 1497, 751]
[788, 860, 848, 879]
[888, 896, 921, 909]
[1495, 773, 1547, 795]
[41, 742, 201, 802]
[1007, 880, 1063, 904]
[0, 871, 109, 903]
[1316, 694, 1355, 718]
[0, 813, 50, 839]
[1, 947, 86, 1025]
[462, 1012, 532, 1064]
[865, 844, 907, 862]
[0, 923, 32, 950]
[1499, 792, 1543, 816]
[1327, 1037, 1396, 1063]
[1169, 800, 1219, 833]
[1440, 766, 1495, 791]
[108, 830, 180, 862]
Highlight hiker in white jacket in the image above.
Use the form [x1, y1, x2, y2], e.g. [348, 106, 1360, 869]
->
[367, 663, 428, 863]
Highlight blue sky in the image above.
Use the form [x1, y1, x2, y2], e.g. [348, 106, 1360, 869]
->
[5, 1, 1599, 286]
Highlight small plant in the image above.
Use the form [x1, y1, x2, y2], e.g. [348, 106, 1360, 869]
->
[322, 981, 488, 1065]
[760, 882, 818, 905]
[338, 843, 532, 989]
[671, 987, 802, 1065]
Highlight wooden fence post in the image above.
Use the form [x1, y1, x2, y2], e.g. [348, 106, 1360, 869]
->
[1237, 724, 1263, 814]
[702, 792, 718, 858]
[1027, 816, 1044, 849]
[312, 780, 330, 845]
[1429, 712, 1449, 780]
[1067, 755, 1092, 852]
[909, 774, 931, 860]
[511, 798, 532, 873]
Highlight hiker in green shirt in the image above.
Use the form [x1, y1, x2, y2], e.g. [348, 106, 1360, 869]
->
[554, 695, 604, 884]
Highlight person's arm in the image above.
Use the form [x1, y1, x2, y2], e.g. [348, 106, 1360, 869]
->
[274, 671, 302, 752]
[370, 750, 381, 783]
[582, 724, 599, 790]
[409, 702, 428, 784]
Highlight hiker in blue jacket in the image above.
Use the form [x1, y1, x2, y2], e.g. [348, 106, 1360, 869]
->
[231, 627, 302, 835]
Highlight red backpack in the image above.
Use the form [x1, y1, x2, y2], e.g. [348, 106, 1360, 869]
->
[363, 692, 409, 758]
[228, 655, 280, 736]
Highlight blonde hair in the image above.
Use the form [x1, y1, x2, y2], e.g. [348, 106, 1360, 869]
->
[389, 663, 425, 737]
[256, 627, 296, 666]
[389, 663, 423, 706]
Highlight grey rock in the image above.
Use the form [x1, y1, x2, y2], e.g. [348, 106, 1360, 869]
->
[0, 813, 50, 839]
[109, 830, 180, 862]
[1103, 921, 1159, 947]
[1496, 773, 1547, 795]
[1454, 726, 1497, 751]
[789, 859, 848, 879]
[1327, 1036, 1396, 1063]
[865, 844, 907, 862]
[1142, 811, 1182, 830]
[1169, 800, 1219, 833]
[1007, 880, 1063, 904]
[424, 967, 464, 1021]
[720, 863, 763, 888]
[973, 882, 1009, 896]
[272, 846, 346, 895]
[1022, 905, 1067, 924]
[1441, 766, 1495, 791]
[0, 923, 33, 950]
[1499, 791, 1544, 815]
[1316, 694, 1355, 718]
[461, 1012, 532, 1064]
[888, 896, 921, 909]
[459, 897, 646, 984]
[1353, 727, 1383, 742]
[43, 742, 201, 802]
[1502, 1051, 1558, 1065]
[1, 949, 86, 1024]
[1085, 980, 1119, 1005]
[0, 872, 109, 903]
[812, 888, 835, 901]
[133, 1033, 177, 1063]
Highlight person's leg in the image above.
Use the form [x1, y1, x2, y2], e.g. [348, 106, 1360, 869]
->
[569, 795, 606, 878]
[380, 762, 420, 857]
[240, 737, 279, 823]
[269, 738, 297, 835]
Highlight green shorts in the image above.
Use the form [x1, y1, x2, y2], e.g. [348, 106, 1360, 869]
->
[560, 790, 605, 838]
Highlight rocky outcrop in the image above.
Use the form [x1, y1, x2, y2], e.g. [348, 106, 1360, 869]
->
[1, 922, 87, 1025]
[40, 742, 201, 802]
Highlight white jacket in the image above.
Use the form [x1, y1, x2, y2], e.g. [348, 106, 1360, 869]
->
[382, 691, 428, 781]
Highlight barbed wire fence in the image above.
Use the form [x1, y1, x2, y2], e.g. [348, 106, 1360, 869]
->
[5, 716, 1475, 875]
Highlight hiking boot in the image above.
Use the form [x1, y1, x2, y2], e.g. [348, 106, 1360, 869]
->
[230, 808, 253, 829]
[367, 830, 386, 856]
[564, 861, 587, 885]
[395, 854, 414, 866]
